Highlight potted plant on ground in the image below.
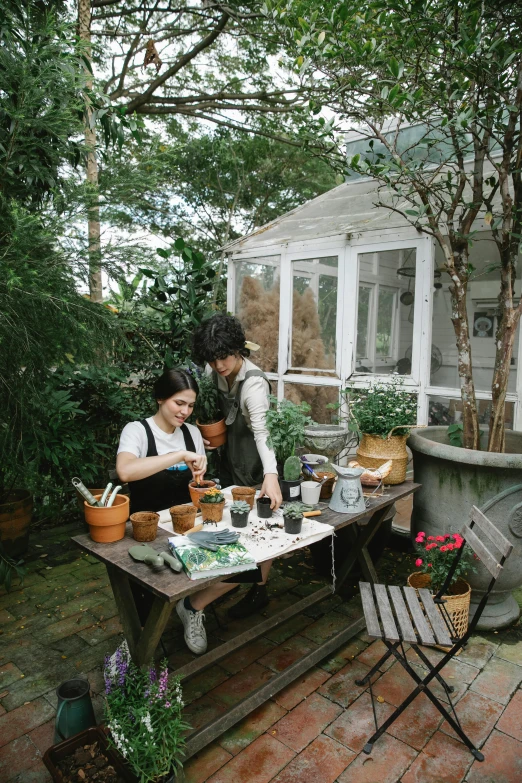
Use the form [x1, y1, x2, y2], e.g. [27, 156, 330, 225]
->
[409, 531, 477, 641]
[345, 380, 418, 485]
[265, 395, 312, 476]
[282, 502, 312, 535]
[193, 371, 226, 448]
[199, 488, 225, 523]
[230, 500, 250, 528]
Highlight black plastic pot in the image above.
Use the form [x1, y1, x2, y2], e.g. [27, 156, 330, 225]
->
[256, 497, 272, 518]
[231, 510, 249, 528]
[280, 479, 302, 501]
[43, 726, 137, 782]
[284, 515, 303, 535]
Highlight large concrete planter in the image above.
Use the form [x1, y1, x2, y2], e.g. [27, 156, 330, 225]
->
[303, 423, 349, 460]
[408, 427, 522, 629]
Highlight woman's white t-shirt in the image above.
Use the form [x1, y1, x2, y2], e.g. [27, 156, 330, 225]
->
[117, 417, 205, 470]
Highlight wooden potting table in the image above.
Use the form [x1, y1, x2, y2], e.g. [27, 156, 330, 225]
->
[73, 480, 419, 761]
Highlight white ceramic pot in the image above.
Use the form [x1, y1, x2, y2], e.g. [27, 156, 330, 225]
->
[301, 481, 321, 505]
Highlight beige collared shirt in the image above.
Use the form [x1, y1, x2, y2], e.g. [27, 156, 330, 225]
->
[208, 358, 278, 475]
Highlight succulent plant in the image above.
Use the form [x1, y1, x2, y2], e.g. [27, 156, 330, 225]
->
[200, 488, 225, 504]
[283, 455, 302, 481]
[230, 500, 250, 514]
[282, 502, 312, 519]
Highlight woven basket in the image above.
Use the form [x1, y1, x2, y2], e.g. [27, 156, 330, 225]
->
[130, 512, 159, 542]
[169, 504, 197, 534]
[356, 430, 409, 485]
[231, 487, 256, 509]
[407, 572, 471, 641]
[200, 501, 225, 523]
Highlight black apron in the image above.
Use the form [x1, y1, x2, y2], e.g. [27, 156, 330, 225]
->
[214, 368, 271, 488]
[128, 419, 196, 514]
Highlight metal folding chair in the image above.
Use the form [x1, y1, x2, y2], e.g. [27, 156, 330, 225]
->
[356, 505, 513, 761]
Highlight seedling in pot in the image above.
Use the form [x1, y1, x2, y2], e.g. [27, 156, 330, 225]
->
[230, 499, 251, 528]
[282, 501, 313, 535]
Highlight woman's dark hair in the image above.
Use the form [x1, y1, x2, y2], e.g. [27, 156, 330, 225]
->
[192, 313, 250, 366]
[153, 369, 199, 403]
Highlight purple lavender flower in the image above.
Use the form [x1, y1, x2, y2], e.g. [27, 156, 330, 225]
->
[164, 701, 171, 708]
[115, 645, 129, 687]
[149, 666, 157, 684]
[157, 665, 168, 700]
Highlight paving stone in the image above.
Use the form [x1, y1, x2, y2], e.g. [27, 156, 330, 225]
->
[206, 733, 295, 783]
[373, 661, 425, 708]
[496, 640, 522, 666]
[401, 729, 473, 783]
[440, 690, 503, 747]
[271, 691, 342, 752]
[465, 728, 522, 782]
[183, 665, 231, 704]
[300, 611, 353, 645]
[0, 609, 15, 625]
[302, 594, 343, 619]
[406, 647, 479, 687]
[27, 718, 55, 755]
[48, 634, 89, 657]
[325, 691, 394, 752]
[88, 599, 119, 621]
[386, 691, 443, 751]
[458, 636, 499, 669]
[337, 732, 417, 783]
[0, 735, 41, 781]
[220, 638, 276, 675]
[469, 655, 522, 705]
[318, 637, 367, 674]
[257, 635, 318, 674]
[317, 660, 371, 708]
[76, 615, 123, 646]
[0, 662, 24, 688]
[264, 614, 314, 645]
[0, 697, 55, 748]
[271, 734, 354, 783]
[7, 759, 53, 782]
[184, 742, 233, 783]
[274, 667, 331, 711]
[0, 673, 63, 711]
[356, 640, 397, 673]
[495, 688, 522, 741]
[184, 695, 228, 733]
[37, 612, 98, 644]
[219, 700, 287, 755]
[209, 663, 274, 708]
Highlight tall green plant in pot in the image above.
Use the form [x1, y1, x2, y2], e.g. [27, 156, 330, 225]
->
[265, 396, 312, 476]
[193, 371, 227, 448]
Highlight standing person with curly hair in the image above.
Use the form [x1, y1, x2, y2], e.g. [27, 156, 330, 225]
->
[192, 313, 282, 618]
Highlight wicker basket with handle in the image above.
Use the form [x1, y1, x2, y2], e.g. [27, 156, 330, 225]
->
[407, 572, 471, 643]
[355, 424, 423, 485]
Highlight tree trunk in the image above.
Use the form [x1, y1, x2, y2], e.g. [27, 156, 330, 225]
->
[449, 274, 480, 450]
[78, 0, 102, 302]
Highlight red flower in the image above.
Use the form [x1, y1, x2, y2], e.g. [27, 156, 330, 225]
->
[440, 545, 448, 552]
[436, 536, 445, 542]
[418, 531, 425, 537]
[444, 534, 451, 539]
[427, 536, 435, 541]
[415, 558, 423, 567]
[446, 543, 454, 551]
[427, 563, 432, 567]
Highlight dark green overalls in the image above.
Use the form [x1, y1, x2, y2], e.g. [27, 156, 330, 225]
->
[213, 368, 271, 487]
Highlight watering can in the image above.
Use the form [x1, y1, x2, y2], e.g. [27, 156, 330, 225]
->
[54, 678, 96, 743]
[329, 465, 366, 514]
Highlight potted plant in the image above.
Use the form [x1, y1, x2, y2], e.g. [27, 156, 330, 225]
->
[188, 478, 217, 509]
[84, 494, 130, 543]
[282, 502, 312, 535]
[281, 455, 302, 501]
[0, 486, 33, 557]
[409, 531, 477, 641]
[193, 372, 226, 448]
[199, 488, 225, 523]
[345, 380, 418, 485]
[265, 395, 312, 476]
[230, 500, 250, 528]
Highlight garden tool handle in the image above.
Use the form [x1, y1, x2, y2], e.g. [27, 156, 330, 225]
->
[143, 554, 164, 567]
[159, 551, 183, 572]
[184, 523, 204, 534]
[303, 510, 321, 517]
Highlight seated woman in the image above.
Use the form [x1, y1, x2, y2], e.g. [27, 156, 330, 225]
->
[116, 368, 243, 655]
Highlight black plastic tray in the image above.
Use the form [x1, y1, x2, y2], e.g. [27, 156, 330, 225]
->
[42, 726, 137, 782]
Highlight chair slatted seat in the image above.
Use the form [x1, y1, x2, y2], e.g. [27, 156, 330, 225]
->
[355, 505, 513, 763]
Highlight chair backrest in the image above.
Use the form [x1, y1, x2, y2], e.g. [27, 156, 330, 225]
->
[460, 506, 513, 581]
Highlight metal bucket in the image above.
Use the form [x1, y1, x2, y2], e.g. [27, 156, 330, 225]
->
[54, 678, 96, 743]
[329, 466, 366, 514]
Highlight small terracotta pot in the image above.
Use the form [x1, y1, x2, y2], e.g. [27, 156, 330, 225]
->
[130, 512, 159, 542]
[197, 418, 227, 448]
[200, 501, 225, 523]
[169, 504, 198, 534]
[84, 495, 129, 543]
[188, 480, 216, 509]
[231, 486, 256, 508]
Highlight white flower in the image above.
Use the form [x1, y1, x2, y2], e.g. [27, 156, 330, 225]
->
[141, 712, 153, 734]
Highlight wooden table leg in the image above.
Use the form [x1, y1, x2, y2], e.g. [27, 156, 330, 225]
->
[107, 565, 175, 667]
[334, 504, 392, 590]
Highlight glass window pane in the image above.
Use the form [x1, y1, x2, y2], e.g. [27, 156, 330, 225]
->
[430, 238, 519, 392]
[291, 256, 338, 373]
[284, 382, 339, 424]
[235, 257, 280, 373]
[428, 395, 515, 432]
[355, 249, 415, 375]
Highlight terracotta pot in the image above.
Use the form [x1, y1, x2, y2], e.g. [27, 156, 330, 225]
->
[169, 504, 198, 534]
[84, 495, 129, 543]
[197, 418, 227, 448]
[188, 480, 216, 509]
[130, 512, 159, 542]
[200, 501, 225, 523]
[0, 490, 33, 557]
[231, 486, 256, 508]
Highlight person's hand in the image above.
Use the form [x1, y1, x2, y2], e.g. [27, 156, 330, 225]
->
[203, 438, 217, 451]
[259, 473, 282, 510]
[185, 451, 207, 481]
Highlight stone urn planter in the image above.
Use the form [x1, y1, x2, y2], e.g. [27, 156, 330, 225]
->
[303, 423, 349, 460]
[408, 426, 522, 629]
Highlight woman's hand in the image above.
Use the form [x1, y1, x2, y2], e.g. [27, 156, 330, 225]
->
[185, 451, 207, 481]
[202, 438, 217, 451]
[259, 473, 282, 510]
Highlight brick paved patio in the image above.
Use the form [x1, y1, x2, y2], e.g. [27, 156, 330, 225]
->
[1, 517, 521, 783]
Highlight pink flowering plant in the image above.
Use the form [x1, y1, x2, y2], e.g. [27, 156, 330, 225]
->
[103, 643, 189, 782]
[413, 531, 477, 593]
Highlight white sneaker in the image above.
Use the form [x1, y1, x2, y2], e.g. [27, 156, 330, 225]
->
[176, 600, 207, 654]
